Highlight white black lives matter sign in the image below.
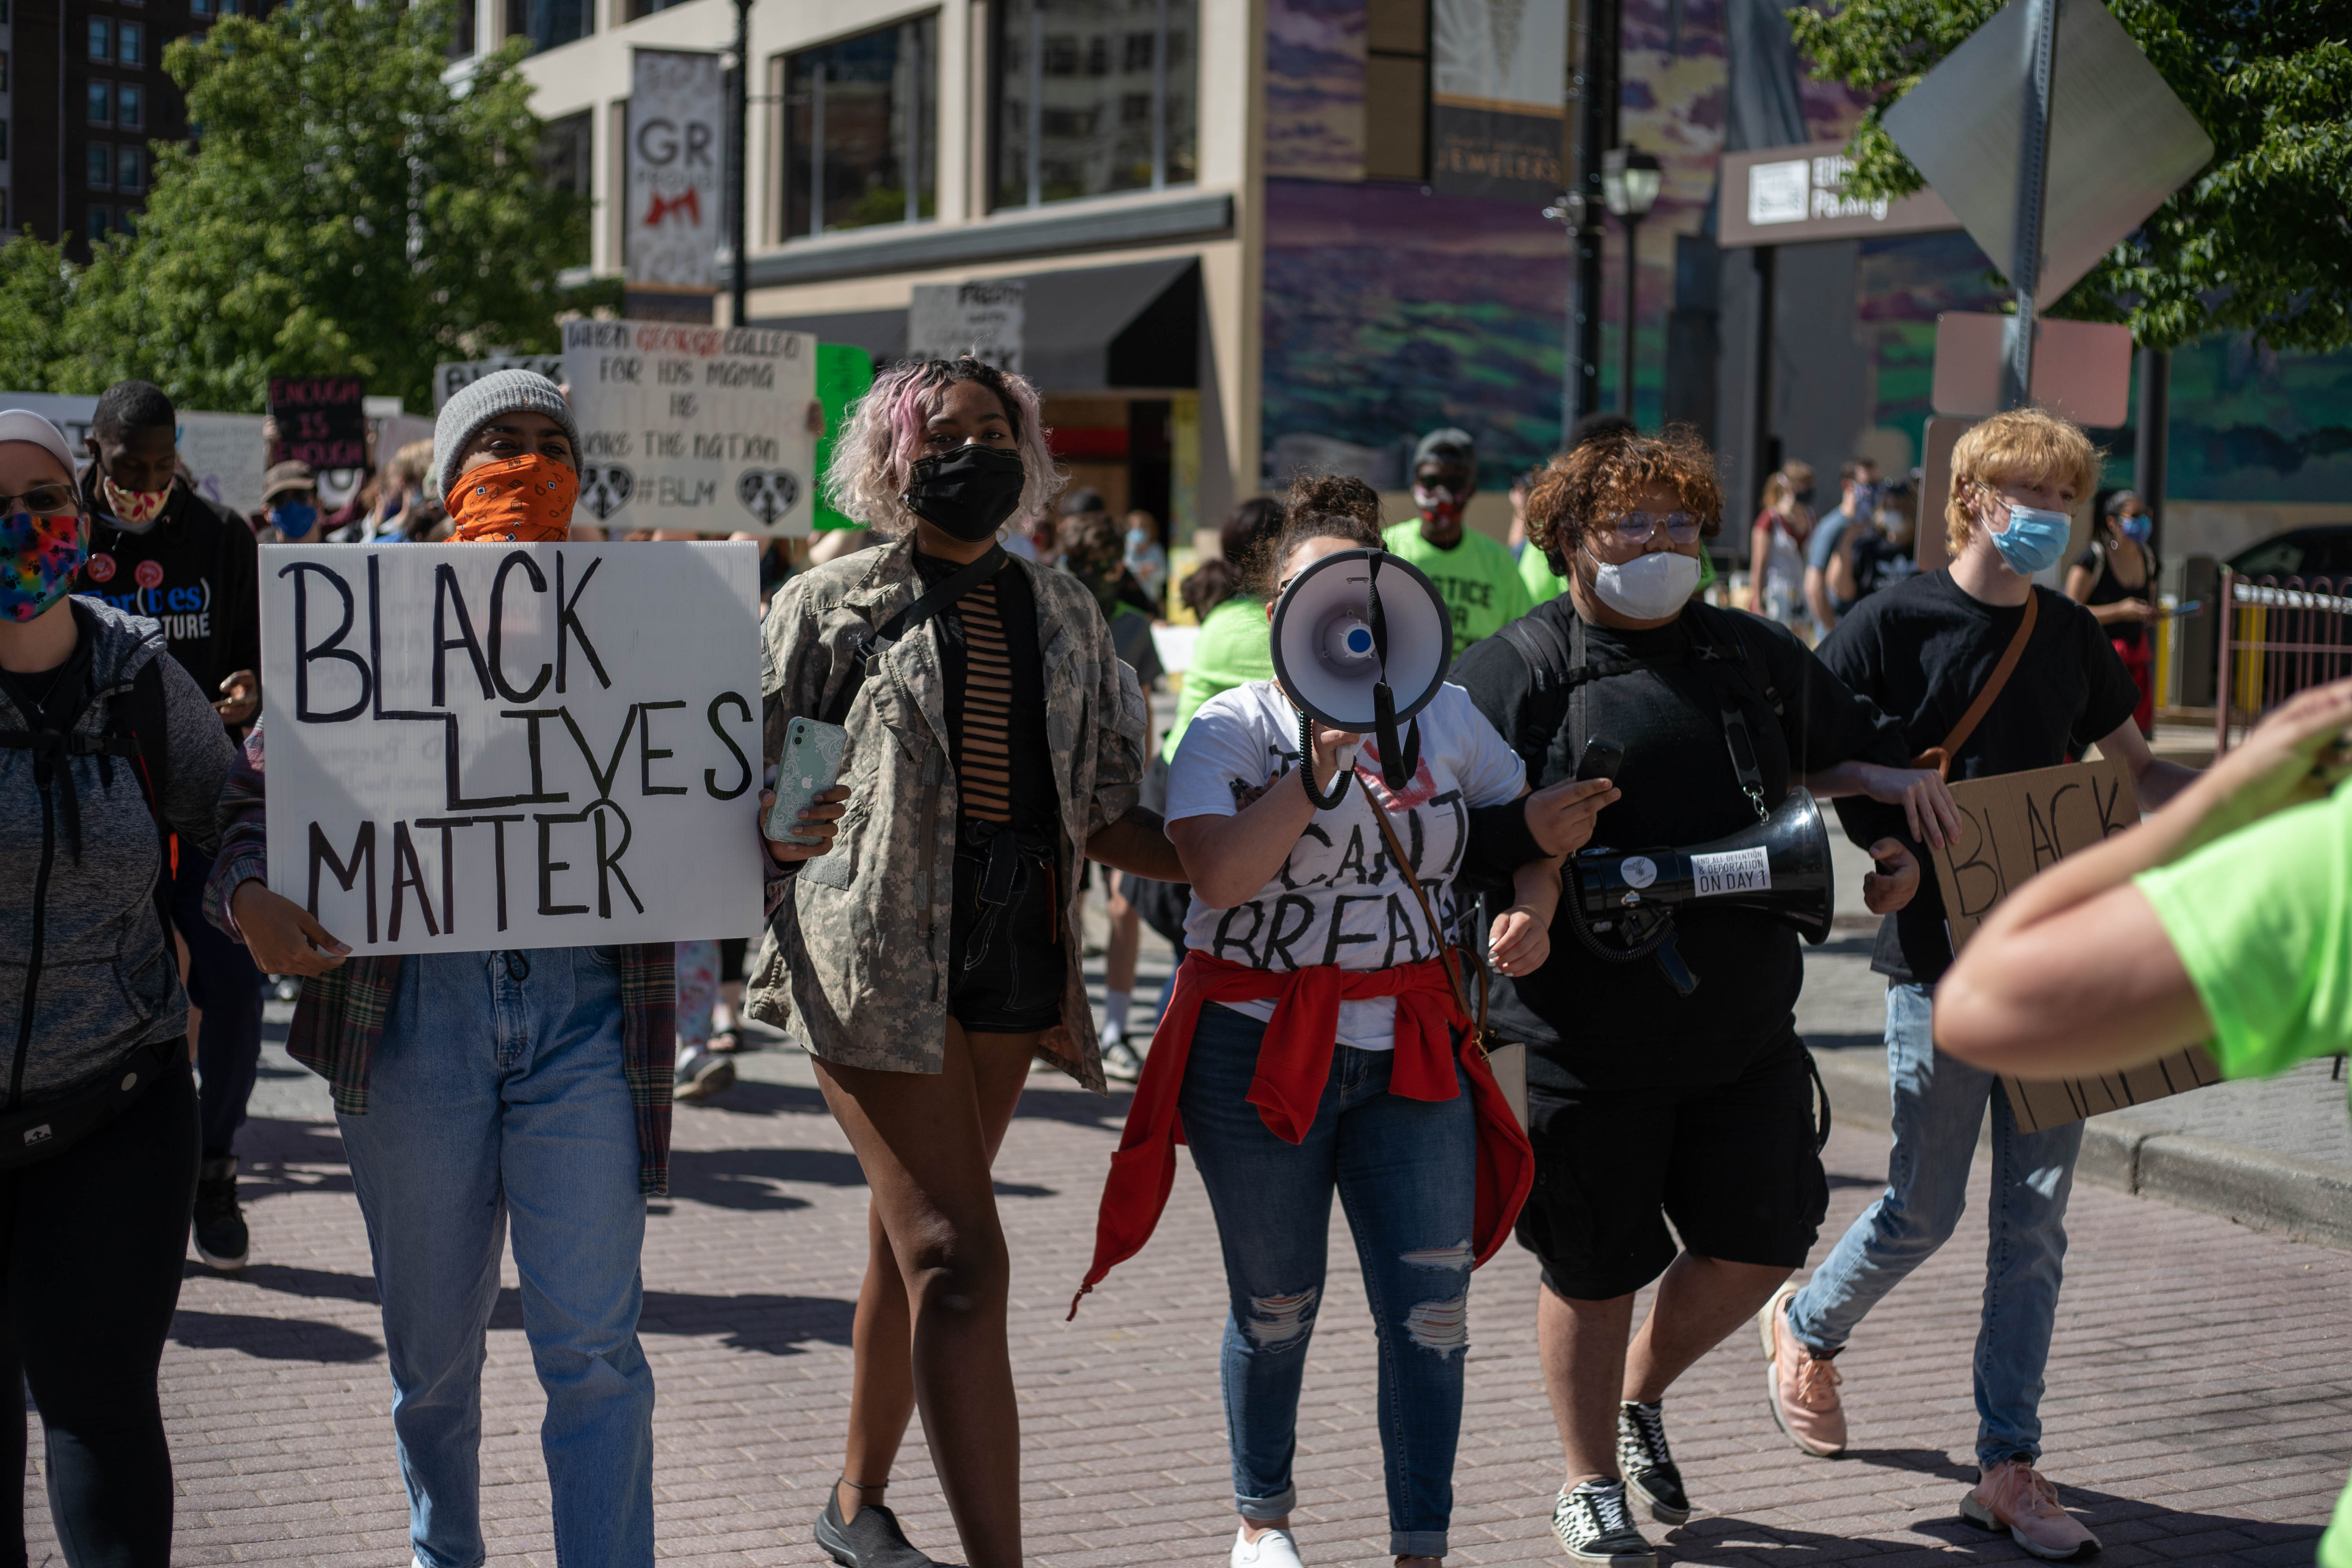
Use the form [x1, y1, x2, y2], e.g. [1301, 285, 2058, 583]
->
[564, 319, 818, 536]
[259, 542, 764, 955]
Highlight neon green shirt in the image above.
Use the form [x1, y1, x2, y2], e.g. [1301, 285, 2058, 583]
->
[1381, 521, 1534, 656]
[1162, 594, 1275, 762]
[1520, 543, 1571, 605]
[2138, 778, 2352, 1568]
[2138, 780, 2352, 1083]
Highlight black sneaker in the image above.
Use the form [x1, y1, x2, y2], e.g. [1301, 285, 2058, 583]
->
[815, 1488, 935, 1567]
[1552, 1481, 1655, 1565]
[1618, 1399, 1692, 1524]
[673, 1047, 736, 1103]
[191, 1156, 250, 1271]
[1100, 1036, 1143, 1084]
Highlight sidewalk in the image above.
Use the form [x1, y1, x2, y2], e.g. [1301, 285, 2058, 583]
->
[22, 992, 2349, 1564]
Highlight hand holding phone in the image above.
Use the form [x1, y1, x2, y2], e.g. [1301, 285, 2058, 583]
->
[1575, 737, 1626, 784]
[765, 718, 849, 846]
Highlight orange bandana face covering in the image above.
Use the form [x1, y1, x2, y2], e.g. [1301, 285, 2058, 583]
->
[446, 454, 580, 543]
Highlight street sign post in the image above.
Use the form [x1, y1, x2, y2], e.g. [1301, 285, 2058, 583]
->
[1884, 0, 2213, 410]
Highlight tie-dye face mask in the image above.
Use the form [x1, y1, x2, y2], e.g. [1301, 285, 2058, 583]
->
[1, 506, 87, 624]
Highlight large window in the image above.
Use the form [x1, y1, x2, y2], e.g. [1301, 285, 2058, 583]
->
[782, 16, 937, 238]
[88, 81, 113, 126]
[538, 110, 594, 268]
[993, 0, 1195, 210]
[505, 0, 590, 54]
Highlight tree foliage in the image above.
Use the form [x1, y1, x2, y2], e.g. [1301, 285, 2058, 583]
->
[4, 0, 587, 410]
[1789, 1, 2352, 352]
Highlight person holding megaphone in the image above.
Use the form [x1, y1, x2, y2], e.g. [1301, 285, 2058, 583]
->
[1450, 426, 1954, 1566]
[1075, 474, 1549, 1568]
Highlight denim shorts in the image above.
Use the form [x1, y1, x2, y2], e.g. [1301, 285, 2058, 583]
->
[946, 826, 1066, 1034]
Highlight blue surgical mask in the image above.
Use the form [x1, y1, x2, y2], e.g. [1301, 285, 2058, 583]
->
[1989, 500, 2071, 576]
[271, 500, 319, 540]
[2117, 515, 2152, 544]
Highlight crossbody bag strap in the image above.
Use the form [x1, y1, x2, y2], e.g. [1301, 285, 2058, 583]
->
[821, 546, 1008, 728]
[1365, 802, 1483, 1040]
[1913, 591, 2038, 779]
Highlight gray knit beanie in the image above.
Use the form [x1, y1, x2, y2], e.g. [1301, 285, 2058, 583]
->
[429, 369, 582, 501]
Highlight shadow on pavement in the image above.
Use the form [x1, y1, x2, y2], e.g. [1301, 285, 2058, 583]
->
[170, 1309, 383, 1362]
[664, 1146, 1051, 1208]
[180, 1263, 860, 1359]
[1674, 1474, 2323, 1565]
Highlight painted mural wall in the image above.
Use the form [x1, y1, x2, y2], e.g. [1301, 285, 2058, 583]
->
[1261, 0, 2352, 512]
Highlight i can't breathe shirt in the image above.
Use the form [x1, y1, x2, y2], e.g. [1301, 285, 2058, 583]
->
[1166, 680, 1525, 1051]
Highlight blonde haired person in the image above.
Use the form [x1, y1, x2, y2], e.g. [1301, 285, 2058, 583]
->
[1744, 462, 1815, 635]
[1759, 407, 2201, 1560]
[751, 354, 1177, 1568]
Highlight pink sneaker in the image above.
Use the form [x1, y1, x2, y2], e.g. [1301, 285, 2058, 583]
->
[1758, 1284, 1846, 1456]
[1961, 1459, 2102, 1561]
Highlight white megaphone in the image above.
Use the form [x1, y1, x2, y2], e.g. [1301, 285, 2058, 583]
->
[1268, 548, 1453, 808]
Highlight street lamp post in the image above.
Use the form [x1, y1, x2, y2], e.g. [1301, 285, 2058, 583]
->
[1601, 145, 1661, 421]
[730, 0, 752, 328]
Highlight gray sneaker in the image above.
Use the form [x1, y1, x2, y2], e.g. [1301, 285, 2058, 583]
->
[1552, 1481, 1655, 1565]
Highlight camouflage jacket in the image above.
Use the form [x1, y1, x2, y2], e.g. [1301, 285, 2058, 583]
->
[747, 538, 1147, 1089]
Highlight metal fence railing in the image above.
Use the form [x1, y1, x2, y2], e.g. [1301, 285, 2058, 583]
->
[2215, 568, 2352, 753]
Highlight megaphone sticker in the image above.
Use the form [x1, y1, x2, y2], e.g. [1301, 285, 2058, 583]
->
[1693, 846, 1772, 896]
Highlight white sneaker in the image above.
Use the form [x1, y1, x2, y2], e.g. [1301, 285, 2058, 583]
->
[1231, 1523, 1304, 1566]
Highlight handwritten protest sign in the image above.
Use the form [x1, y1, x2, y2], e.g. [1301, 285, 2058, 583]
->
[434, 355, 567, 411]
[563, 320, 818, 536]
[269, 377, 368, 469]
[1929, 757, 2221, 1134]
[259, 541, 764, 956]
[178, 413, 269, 517]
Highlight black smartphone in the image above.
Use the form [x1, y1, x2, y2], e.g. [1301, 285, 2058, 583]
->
[1575, 737, 1625, 783]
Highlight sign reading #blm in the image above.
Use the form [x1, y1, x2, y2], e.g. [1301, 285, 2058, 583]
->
[563, 319, 818, 536]
[259, 541, 764, 956]
[1929, 755, 2220, 1134]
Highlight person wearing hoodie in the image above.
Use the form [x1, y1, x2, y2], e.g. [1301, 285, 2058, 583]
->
[207, 371, 675, 1568]
[0, 408, 237, 1566]
[73, 377, 269, 1272]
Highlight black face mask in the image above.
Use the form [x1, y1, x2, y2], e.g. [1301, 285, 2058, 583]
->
[902, 445, 1027, 543]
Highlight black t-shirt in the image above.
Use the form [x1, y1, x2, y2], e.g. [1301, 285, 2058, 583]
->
[1454, 598, 1907, 1090]
[0, 601, 99, 735]
[1815, 569, 2142, 985]
[71, 473, 261, 704]
[914, 549, 1057, 832]
[2071, 541, 2160, 650]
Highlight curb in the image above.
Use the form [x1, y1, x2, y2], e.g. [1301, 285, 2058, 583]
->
[1812, 1051, 2352, 1254]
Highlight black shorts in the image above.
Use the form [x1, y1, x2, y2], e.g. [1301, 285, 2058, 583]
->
[1515, 1033, 1828, 1300]
[947, 823, 1066, 1034]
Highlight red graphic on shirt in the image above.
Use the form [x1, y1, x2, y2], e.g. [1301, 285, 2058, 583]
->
[134, 559, 165, 590]
[85, 553, 117, 583]
[644, 189, 702, 228]
[1356, 750, 1439, 809]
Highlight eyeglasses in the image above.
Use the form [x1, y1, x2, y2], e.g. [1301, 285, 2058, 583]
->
[0, 483, 80, 516]
[1600, 509, 1702, 548]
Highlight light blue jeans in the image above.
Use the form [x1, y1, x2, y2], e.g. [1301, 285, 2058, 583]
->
[1178, 1004, 1477, 1561]
[1788, 981, 2083, 1470]
[338, 947, 655, 1568]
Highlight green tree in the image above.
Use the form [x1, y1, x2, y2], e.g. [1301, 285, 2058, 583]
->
[17, 0, 587, 410]
[1790, 1, 2352, 352]
[0, 236, 73, 394]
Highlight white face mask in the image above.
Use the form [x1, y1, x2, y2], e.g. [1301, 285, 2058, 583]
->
[1585, 544, 1701, 620]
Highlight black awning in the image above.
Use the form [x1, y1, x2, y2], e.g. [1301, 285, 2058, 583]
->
[744, 307, 907, 363]
[751, 256, 1198, 393]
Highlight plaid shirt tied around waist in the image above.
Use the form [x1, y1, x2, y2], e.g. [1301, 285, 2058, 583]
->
[207, 723, 678, 1196]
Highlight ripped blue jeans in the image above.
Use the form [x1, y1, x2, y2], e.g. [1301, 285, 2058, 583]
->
[1179, 1003, 1477, 1560]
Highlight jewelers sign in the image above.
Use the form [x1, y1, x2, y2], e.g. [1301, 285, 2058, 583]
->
[563, 319, 818, 535]
[259, 541, 765, 955]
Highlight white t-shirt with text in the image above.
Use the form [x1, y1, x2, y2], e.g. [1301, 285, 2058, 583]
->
[1166, 680, 1525, 1051]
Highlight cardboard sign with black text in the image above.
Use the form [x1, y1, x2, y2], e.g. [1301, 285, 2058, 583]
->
[1929, 756, 2221, 1134]
[259, 541, 764, 955]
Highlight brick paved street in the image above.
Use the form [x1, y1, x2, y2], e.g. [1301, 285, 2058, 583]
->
[22, 1011, 2349, 1566]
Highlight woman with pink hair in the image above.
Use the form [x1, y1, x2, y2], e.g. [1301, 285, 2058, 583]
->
[749, 355, 1177, 1567]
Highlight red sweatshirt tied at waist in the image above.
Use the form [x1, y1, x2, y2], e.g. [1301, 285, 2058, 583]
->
[1071, 950, 1534, 1317]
